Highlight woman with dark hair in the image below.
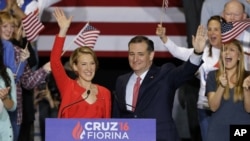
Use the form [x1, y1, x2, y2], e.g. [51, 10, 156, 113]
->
[0, 38, 17, 141]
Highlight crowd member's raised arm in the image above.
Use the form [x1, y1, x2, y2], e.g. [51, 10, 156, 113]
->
[156, 24, 192, 61]
[156, 24, 207, 62]
[192, 25, 207, 55]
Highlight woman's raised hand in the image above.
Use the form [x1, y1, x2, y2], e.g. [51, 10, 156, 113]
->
[53, 7, 73, 37]
[192, 25, 207, 54]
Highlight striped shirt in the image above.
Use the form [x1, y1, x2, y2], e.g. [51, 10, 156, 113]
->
[11, 45, 49, 125]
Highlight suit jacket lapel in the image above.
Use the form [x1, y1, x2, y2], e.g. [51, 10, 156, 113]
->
[136, 65, 158, 107]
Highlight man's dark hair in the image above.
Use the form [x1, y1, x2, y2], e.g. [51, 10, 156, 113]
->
[128, 35, 154, 52]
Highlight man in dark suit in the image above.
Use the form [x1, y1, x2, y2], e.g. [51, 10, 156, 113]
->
[112, 35, 205, 141]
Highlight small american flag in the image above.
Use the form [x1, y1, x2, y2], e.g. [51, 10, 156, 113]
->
[74, 23, 100, 48]
[221, 19, 250, 43]
[22, 11, 45, 42]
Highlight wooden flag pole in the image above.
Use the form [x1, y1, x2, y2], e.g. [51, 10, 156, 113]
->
[222, 44, 226, 74]
[16, 42, 29, 75]
[160, 0, 165, 26]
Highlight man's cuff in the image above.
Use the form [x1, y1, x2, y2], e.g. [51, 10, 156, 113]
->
[189, 53, 203, 65]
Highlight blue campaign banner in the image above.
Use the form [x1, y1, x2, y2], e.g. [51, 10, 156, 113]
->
[45, 118, 156, 141]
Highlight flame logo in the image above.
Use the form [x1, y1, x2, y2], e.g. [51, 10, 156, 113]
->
[72, 121, 84, 140]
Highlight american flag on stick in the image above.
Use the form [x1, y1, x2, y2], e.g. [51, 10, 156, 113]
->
[22, 11, 45, 42]
[73, 22, 100, 48]
[221, 19, 250, 43]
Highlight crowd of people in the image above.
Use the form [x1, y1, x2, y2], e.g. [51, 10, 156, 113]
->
[0, 0, 250, 141]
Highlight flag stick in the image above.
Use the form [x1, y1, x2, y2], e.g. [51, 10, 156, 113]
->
[222, 44, 226, 74]
[16, 63, 21, 76]
[160, 0, 165, 26]
[61, 21, 90, 57]
[16, 42, 29, 75]
[17, 25, 22, 39]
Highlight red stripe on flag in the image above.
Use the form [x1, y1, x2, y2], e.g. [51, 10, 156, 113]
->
[22, 12, 45, 41]
[73, 23, 100, 47]
[53, 0, 182, 7]
[41, 22, 186, 36]
[221, 19, 250, 43]
[38, 0, 185, 57]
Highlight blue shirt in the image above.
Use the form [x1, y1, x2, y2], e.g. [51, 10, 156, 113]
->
[2, 39, 26, 83]
[0, 0, 32, 11]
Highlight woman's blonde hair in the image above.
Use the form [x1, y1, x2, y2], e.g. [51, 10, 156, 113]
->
[0, 12, 15, 25]
[69, 47, 99, 75]
[216, 39, 247, 102]
[0, 11, 22, 40]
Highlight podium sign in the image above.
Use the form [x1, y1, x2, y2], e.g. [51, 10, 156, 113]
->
[46, 118, 156, 141]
